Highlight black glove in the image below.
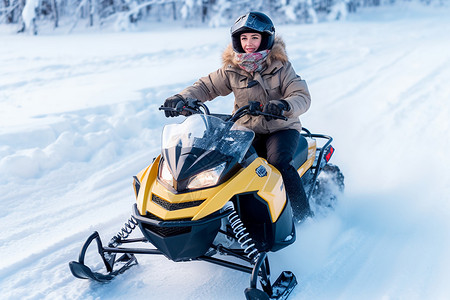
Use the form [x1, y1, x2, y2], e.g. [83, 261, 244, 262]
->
[263, 100, 290, 121]
[163, 94, 185, 117]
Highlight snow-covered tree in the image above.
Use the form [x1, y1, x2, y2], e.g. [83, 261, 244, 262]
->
[327, 0, 349, 21]
[2, 0, 448, 33]
[18, 0, 39, 34]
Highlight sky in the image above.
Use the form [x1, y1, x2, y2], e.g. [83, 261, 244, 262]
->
[1, 2, 450, 299]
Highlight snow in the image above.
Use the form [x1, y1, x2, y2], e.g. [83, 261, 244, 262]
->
[1, 3, 450, 299]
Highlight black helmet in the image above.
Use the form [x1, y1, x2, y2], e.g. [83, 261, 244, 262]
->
[230, 12, 275, 53]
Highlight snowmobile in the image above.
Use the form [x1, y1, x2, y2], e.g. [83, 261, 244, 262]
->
[69, 99, 344, 300]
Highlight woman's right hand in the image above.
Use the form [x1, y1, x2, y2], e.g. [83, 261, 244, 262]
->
[163, 95, 185, 117]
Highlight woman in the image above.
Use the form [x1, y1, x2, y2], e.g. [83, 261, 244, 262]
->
[163, 12, 312, 221]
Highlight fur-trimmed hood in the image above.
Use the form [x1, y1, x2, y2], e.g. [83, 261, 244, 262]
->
[222, 36, 289, 69]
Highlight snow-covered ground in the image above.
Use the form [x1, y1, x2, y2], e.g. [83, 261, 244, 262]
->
[1, 3, 450, 299]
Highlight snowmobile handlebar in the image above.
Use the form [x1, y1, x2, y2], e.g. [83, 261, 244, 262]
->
[159, 98, 210, 116]
[229, 101, 288, 122]
[160, 99, 287, 122]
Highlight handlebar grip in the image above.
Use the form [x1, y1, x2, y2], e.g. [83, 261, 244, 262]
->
[259, 111, 288, 121]
[159, 106, 175, 111]
[159, 104, 201, 116]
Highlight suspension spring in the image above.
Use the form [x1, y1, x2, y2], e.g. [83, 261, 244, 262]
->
[228, 210, 260, 263]
[109, 215, 138, 247]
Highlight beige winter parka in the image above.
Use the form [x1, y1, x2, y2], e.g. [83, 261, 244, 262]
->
[179, 36, 311, 134]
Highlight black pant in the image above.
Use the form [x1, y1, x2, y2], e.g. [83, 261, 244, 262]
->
[252, 129, 310, 220]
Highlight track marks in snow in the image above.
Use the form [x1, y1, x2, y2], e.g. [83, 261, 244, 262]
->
[386, 56, 450, 130]
[0, 94, 165, 276]
[0, 99, 161, 180]
[0, 41, 222, 93]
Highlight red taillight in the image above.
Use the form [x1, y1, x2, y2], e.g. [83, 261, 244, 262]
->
[325, 146, 334, 162]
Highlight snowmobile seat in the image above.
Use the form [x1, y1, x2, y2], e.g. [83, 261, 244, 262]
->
[291, 135, 309, 170]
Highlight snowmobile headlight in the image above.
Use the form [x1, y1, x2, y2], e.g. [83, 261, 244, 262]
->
[158, 159, 173, 187]
[187, 163, 226, 190]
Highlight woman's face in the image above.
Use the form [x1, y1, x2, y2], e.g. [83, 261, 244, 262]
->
[240, 33, 262, 53]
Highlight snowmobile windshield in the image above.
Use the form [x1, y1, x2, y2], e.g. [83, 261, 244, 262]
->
[162, 114, 255, 163]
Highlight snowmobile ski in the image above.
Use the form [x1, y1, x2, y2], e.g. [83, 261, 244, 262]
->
[270, 271, 298, 299]
[245, 271, 297, 300]
[69, 253, 137, 282]
[69, 231, 138, 282]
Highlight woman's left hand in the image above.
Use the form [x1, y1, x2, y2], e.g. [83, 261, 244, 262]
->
[263, 100, 290, 121]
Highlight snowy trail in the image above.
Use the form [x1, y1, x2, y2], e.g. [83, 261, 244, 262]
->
[2, 5, 450, 300]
